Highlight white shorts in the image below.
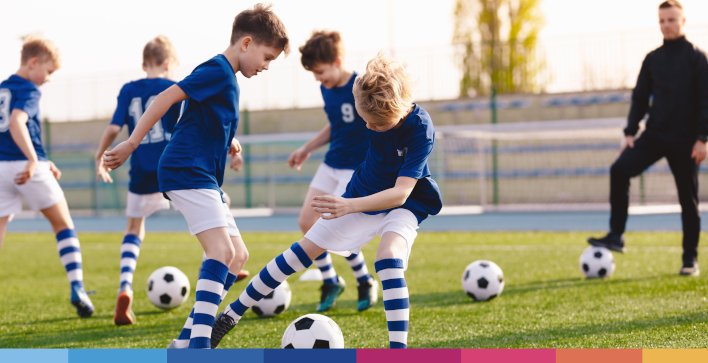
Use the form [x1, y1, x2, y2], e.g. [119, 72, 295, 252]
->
[304, 208, 419, 269]
[166, 189, 240, 237]
[0, 161, 64, 218]
[125, 191, 171, 218]
[309, 163, 355, 196]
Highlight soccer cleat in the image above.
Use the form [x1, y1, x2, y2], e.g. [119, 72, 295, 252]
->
[235, 270, 249, 283]
[587, 233, 625, 253]
[317, 278, 346, 312]
[679, 263, 700, 277]
[71, 285, 95, 318]
[114, 288, 136, 326]
[210, 312, 237, 349]
[357, 279, 379, 312]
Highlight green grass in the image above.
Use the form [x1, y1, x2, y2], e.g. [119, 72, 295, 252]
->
[1, 231, 707, 348]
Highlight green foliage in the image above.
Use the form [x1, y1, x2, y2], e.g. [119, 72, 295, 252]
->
[453, 0, 545, 97]
[1, 231, 707, 348]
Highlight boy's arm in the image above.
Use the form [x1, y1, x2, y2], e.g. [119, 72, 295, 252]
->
[94, 124, 122, 183]
[311, 176, 417, 219]
[287, 124, 331, 170]
[8, 109, 38, 185]
[104, 85, 187, 169]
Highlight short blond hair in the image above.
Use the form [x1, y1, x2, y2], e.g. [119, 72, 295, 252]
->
[21, 35, 60, 68]
[354, 53, 413, 122]
[143, 35, 178, 67]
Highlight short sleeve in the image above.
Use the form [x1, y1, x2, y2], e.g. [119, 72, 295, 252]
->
[110, 85, 130, 127]
[398, 123, 434, 179]
[12, 89, 40, 118]
[177, 59, 229, 103]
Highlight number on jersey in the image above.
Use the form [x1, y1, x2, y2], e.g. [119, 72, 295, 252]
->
[129, 96, 167, 144]
[0, 89, 11, 133]
[341, 103, 355, 123]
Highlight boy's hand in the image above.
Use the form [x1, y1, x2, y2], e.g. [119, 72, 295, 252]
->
[103, 140, 136, 170]
[229, 138, 242, 156]
[287, 146, 311, 171]
[95, 157, 114, 183]
[14, 159, 37, 185]
[692, 140, 707, 165]
[48, 161, 62, 180]
[312, 194, 353, 219]
[230, 153, 244, 172]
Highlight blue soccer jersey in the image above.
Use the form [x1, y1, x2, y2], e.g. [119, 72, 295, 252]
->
[158, 54, 239, 193]
[0, 75, 47, 161]
[321, 72, 369, 169]
[111, 78, 180, 194]
[343, 104, 442, 224]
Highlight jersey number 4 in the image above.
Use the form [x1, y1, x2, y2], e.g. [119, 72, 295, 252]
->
[0, 89, 11, 133]
[129, 96, 168, 144]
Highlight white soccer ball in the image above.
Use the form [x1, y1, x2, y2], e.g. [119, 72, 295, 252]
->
[462, 260, 504, 301]
[146, 266, 190, 310]
[252, 281, 292, 318]
[580, 246, 615, 278]
[281, 313, 344, 349]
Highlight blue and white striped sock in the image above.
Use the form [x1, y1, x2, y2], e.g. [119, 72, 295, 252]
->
[314, 251, 339, 285]
[223, 242, 312, 322]
[174, 271, 237, 349]
[346, 252, 373, 284]
[188, 259, 229, 349]
[56, 229, 84, 290]
[375, 258, 409, 349]
[119, 234, 141, 291]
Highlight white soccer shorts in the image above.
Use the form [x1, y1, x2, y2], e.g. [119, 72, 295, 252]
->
[309, 163, 355, 196]
[125, 191, 171, 218]
[0, 161, 65, 218]
[166, 189, 240, 237]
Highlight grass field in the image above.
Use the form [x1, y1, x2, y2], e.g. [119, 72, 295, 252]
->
[1, 231, 707, 349]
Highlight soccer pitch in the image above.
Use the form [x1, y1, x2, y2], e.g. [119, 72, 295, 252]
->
[1, 231, 706, 349]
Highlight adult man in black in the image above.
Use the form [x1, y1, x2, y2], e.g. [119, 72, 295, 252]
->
[588, 0, 708, 276]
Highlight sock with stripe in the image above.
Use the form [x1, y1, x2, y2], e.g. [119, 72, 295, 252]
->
[56, 229, 85, 291]
[222, 242, 312, 322]
[314, 251, 339, 284]
[375, 258, 409, 349]
[187, 259, 229, 349]
[346, 252, 374, 284]
[118, 234, 141, 291]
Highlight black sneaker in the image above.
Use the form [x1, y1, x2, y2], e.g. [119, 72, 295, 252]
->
[70, 285, 95, 318]
[210, 312, 236, 349]
[356, 280, 378, 311]
[587, 233, 625, 253]
[317, 279, 346, 312]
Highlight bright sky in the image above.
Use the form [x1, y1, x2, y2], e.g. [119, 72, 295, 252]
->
[1, 0, 708, 121]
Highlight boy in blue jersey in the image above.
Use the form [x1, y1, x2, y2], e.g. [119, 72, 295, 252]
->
[103, 3, 289, 349]
[0, 36, 94, 318]
[288, 30, 377, 312]
[211, 53, 442, 349]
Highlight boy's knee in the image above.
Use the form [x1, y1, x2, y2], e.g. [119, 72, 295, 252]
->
[298, 218, 313, 233]
[234, 247, 249, 265]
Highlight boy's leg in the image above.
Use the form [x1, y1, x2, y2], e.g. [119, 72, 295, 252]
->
[211, 239, 322, 348]
[41, 200, 94, 318]
[375, 232, 410, 349]
[345, 251, 378, 311]
[0, 215, 8, 250]
[314, 251, 346, 312]
[114, 217, 146, 326]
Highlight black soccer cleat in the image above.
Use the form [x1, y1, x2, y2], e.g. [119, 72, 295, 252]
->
[70, 285, 95, 318]
[317, 279, 346, 312]
[356, 279, 378, 311]
[587, 233, 625, 253]
[210, 312, 237, 348]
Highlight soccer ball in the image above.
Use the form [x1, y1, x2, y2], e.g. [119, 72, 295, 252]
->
[146, 266, 190, 310]
[281, 314, 344, 349]
[580, 246, 615, 278]
[462, 260, 504, 301]
[252, 281, 291, 318]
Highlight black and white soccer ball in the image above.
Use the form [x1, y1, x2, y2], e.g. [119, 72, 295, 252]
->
[579, 246, 615, 278]
[252, 281, 291, 318]
[281, 313, 344, 349]
[462, 260, 504, 301]
[146, 266, 190, 310]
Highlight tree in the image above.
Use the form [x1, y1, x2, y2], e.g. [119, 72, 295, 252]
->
[453, 0, 545, 97]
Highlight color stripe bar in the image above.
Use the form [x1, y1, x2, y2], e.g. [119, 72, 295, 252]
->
[557, 349, 641, 363]
[0, 349, 68, 363]
[642, 349, 708, 363]
[462, 349, 555, 363]
[357, 349, 460, 363]
[69, 349, 166, 363]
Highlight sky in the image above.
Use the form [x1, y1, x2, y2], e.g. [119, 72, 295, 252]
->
[2, 0, 708, 121]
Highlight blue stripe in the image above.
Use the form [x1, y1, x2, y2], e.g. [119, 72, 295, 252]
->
[120, 266, 134, 274]
[390, 341, 407, 349]
[323, 277, 339, 285]
[224, 272, 237, 290]
[382, 278, 407, 290]
[259, 268, 280, 289]
[318, 264, 333, 272]
[357, 275, 372, 284]
[201, 259, 229, 283]
[275, 254, 295, 275]
[246, 284, 265, 301]
[387, 320, 409, 331]
[345, 253, 359, 261]
[122, 234, 142, 246]
[177, 328, 192, 340]
[383, 298, 409, 310]
[188, 337, 210, 349]
[290, 242, 312, 268]
[120, 281, 131, 289]
[315, 252, 329, 260]
[121, 251, 137, 259]
[195, 290, 221, 305]
[375, 258, 404, 272]
[192, 313, 215, 327]
[351, 262, 364, 271]
[230, 299, 248, 316]
[64, 262, 81, 272]
[59, 246, 80, 256]
[56, 229, 77, 241]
